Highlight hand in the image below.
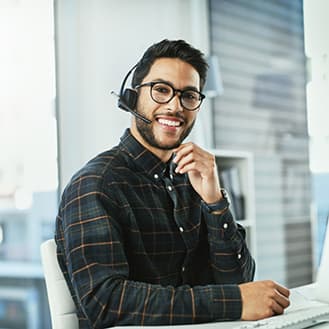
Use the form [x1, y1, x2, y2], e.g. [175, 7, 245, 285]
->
[239, 280, 290, 320]
[173, 143, 221, 203]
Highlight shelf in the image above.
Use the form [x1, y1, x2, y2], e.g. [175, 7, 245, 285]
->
[209, 148, 257, 259]
[0, 261, 44, 279]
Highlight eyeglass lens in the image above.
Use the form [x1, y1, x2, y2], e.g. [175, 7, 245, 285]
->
[151, 82, 202, 111]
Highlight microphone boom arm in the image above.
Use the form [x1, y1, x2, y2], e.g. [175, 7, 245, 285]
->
[110, 91, 152, 124]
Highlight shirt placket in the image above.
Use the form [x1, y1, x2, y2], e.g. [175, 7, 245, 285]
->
[161, 172, 194, 282]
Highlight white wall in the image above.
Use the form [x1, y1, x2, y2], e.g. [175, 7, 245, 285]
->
[55, 0, 211, 189]
[304, 0, 329, 173]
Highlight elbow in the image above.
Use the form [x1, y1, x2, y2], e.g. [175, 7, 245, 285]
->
[78, 277, 125, 328]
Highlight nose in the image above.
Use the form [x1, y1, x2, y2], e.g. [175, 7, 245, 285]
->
[166, 92, 183, 112]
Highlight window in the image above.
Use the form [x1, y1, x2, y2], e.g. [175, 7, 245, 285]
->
[0, 1, 57, 327]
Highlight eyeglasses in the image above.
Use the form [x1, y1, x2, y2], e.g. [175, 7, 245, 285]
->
[136, 81, 205, 111]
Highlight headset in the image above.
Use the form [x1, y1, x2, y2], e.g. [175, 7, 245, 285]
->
[111, 64, 152, 124]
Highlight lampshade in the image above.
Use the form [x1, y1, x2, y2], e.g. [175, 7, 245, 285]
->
[203, 55, 224, 98]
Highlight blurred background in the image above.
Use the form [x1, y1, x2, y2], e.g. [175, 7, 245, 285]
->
[0, 0, 328, 327]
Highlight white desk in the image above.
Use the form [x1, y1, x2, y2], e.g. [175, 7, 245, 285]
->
[285, 284, 329, 329]
[116, 284, 329, 329]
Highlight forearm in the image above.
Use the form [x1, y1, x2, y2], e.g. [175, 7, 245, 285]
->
[76, 276, 242, 327]
[203, 206, 256, 283]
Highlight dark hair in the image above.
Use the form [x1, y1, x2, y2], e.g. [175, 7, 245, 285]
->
[132, 39, 208, 91]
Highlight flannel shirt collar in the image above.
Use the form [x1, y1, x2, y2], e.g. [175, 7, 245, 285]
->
[119, 129, 170, 176]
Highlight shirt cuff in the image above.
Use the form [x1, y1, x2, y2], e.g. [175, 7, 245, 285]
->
[211, 284, 242, 320]
[202, 204, 239, 240]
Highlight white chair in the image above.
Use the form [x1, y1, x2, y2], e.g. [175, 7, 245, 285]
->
[40, 239, 79, 329]
[40, 239, 193, 329]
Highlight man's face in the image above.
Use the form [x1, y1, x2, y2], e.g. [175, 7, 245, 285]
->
[132, 58, 200, 152]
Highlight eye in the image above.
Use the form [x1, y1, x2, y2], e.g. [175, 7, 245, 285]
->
[182, 90, 199, 101]
[153, 83, 171, 95]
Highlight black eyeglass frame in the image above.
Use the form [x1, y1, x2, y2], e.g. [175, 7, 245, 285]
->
[135, 81, 206, 111]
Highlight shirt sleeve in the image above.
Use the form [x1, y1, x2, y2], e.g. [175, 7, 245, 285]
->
[56, 174, 245, 328]
[201, 203, 256, 284]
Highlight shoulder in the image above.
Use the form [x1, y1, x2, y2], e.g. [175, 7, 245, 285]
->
[61, 146, 132, 201]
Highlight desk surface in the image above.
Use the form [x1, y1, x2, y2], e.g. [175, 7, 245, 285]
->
[114, 284, 329, 329]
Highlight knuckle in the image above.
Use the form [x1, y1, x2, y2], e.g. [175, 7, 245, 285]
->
[189, 155, 195, 163]
[268, 299, 275, 308]
[264, 308, 273, 318]
[268, 290, 276, 299]
[188, 142, 195, 149]
[266, 280, 275, 288]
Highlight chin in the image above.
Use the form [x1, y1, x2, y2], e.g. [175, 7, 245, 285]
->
[157, 140, 182, 150]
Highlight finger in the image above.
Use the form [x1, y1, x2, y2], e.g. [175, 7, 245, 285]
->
[177, 161, 198, 174]
[275, 283, 290, 298]
[173, 142, 193, 152]
[271, 300, 284, 316]
[265, 281, 290, 298]
[274, 290, 290, 309]
[173, 143, 195, 162]
[175, 153, 195, 173]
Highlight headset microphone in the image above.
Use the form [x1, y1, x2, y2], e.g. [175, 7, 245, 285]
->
[111, 64, 152, 124]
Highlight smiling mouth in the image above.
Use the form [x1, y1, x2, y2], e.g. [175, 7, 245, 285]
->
[156, 118, 184, 127]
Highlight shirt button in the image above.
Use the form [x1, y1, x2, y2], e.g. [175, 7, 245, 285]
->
[179, 226, 184, 232]
[182, 266, 185, 272]
[167, 185, 173, 191]
[170, 174, 174, 180]
[223, 223, 228, 229]
[237, 253, 242, 260]
[154, 174, 159, 179]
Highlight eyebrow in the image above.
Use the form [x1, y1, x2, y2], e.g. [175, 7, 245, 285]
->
[151, 79, 200, 92]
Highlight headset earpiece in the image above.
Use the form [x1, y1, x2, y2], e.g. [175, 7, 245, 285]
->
[113, 63, 152, 124]
[118, 88, 138, 112]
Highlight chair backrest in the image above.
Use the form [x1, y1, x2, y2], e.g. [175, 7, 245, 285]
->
[40, 239, 79, 329]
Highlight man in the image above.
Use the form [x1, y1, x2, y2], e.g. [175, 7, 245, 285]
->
[55, 39, 290, 328]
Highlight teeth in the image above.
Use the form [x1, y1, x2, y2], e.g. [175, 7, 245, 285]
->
[158, 118, 181, 127]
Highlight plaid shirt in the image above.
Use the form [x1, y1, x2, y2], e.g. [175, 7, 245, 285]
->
[55, 129, 255, 328]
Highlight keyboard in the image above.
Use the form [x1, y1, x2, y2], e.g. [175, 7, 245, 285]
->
[234, 305, 329, 329]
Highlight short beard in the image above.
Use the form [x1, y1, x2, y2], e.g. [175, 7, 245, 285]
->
[135, 112, 195, 150]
